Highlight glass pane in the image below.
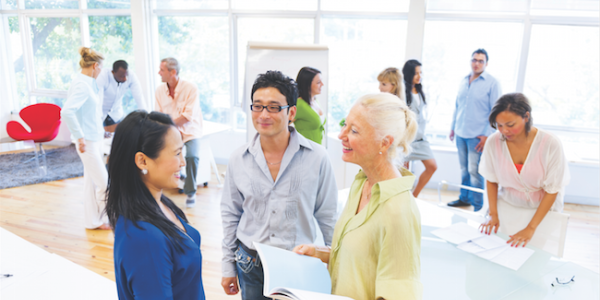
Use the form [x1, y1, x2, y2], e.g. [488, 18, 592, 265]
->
[29, 17, 81, 92]
[34, 96, 66, 107]
[89, 16, 134, 70]
[321, 18, 407, 132]
[157, 16, 230, 125]
[421, 21, 522, 143]
[2, 0, 18, 9]
[87, 0, 130, 9]
[8, 16, 29, 109]
[237, 17, 314, 104]
[524, 25, 599, 130]
[427, 0, 528, 13]
[232, 0, 317, 11]
[153, 0, 227, 10]
[321, 0, 409, 12]
[531, 0, 599, 17]
[25, 0, 78, 9]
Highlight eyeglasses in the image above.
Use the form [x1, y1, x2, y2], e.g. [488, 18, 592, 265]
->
[250, 104, 291, 113]
[471, 59, 486, 65]
[551, 276, 575, 287]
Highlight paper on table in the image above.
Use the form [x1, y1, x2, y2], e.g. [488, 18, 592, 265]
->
[476, 245, 510, 260]
[457, 234, 507, 254]
[489, 246, 535, 271]
[271, 288, 354, 300]
[431, 222, 482, 244]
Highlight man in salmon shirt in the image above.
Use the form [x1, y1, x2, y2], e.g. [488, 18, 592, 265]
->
[155, 57, 203, 207]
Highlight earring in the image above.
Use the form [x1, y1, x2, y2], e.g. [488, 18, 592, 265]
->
[141, 169, 148, 175]
[379, 152, 382, 155]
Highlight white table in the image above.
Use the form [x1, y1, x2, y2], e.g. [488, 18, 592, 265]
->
[0, 228, 118, 300]
[416, 199, 599, 300]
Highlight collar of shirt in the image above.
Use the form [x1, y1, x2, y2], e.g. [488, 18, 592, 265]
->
[163, 79, 182, 98]
[246, 127, 313, 184]
[76, 73, 99, 94]
[465, 71, 489, 82]
[353, 167, 416, 207]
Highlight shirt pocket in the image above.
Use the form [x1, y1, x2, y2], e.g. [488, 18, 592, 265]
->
[249, 180, 267, 219]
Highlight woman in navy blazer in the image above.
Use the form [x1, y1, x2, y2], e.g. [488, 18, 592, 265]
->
[106, 110, 205, 300]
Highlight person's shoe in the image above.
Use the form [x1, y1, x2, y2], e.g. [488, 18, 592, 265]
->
[186, 194, 196, 208]
[447, 199, 470, 207]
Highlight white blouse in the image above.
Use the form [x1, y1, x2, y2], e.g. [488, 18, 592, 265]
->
[479, 129, 570, 212]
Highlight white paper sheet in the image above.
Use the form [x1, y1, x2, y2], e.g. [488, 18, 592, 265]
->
[431, 222, 483, 244]
[489, 246, 535, 271]
[457, 234, 507, 254]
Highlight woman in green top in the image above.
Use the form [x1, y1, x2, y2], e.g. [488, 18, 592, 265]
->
[294, 67, 325, 144]
[294, 93, 423, 300]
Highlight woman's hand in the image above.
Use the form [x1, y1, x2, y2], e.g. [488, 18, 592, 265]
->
[479, 214, 500, 235]
[507, 227, 535, 247]
[78, 138, 86, 153]
[293, 244, 317, 257]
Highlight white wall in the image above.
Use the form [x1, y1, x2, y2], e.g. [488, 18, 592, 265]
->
[209, 131, 599, 206]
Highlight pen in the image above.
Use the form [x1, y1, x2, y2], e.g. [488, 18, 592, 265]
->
[2, 274, 13, 278]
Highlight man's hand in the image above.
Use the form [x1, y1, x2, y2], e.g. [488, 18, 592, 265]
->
[78, 138, 86, 153]
[449, 130, 455, 142]
[221, 277, 239, 295]
[475, 135, 487, 152]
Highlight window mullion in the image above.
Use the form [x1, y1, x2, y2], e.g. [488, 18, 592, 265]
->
[19, 14, 35, 105]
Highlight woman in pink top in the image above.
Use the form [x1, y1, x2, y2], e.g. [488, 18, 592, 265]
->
[479, 93, 570, 247]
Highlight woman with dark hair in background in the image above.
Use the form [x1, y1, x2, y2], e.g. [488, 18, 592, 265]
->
[294, 67, 326, 144]
[479, 93, 570, 248]
[106, 111, 205, 300]
[402, 60, 437, 198]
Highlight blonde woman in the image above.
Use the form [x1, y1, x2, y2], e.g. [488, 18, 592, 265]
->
[61, 47, 109, 230]
[377, 67, 406, 101]
[295, 93, 422, 300]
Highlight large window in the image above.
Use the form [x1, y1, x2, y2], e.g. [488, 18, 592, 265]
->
[421, 21, 523, 142]
[158, 16, 231, 125]
[7, 16, 28, 108]
[321, 17, 407, 132]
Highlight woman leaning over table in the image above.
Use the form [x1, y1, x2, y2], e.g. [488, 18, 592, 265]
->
[479, 93, 570, 248]
[61, 47, 109, 230]
[106, 111, 205, 300]
[295, 93, 423, 300]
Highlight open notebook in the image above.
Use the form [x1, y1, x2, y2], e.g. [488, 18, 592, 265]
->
[254, 243, 354, 300]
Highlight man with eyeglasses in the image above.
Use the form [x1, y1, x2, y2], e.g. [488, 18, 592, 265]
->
[448, 48, 501, 212]
[96, 60, 147, 133]
[220, 70, 337, 300]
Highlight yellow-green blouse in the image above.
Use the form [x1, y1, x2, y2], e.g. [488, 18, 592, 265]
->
[294, 98, 325, 144]
[329, 168, 422, 300]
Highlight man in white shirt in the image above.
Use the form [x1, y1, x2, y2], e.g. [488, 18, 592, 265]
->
[96, 60, 147, 132]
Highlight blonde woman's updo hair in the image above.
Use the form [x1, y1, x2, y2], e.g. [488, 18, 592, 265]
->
[79, 47, 104, 69]
[355, 93, 418, 161]
[377, 67, 406, 101]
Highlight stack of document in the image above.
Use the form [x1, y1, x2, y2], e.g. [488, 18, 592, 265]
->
[431, 222, 534, 271]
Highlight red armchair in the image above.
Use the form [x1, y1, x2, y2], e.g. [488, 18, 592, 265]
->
[6, 103, 62, 162]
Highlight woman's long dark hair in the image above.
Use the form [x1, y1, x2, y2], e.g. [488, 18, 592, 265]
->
[402, 59, 426, 107]
[296, 67, 321, 105]
[105, 110, 189, 252]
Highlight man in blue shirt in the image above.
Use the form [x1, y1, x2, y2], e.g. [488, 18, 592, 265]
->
[96, 60, 147, 133]
[448, 49, 501, 211]
[220, 71, 338, 300]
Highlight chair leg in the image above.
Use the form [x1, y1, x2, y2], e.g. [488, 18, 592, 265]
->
[38, 143, 47, 176]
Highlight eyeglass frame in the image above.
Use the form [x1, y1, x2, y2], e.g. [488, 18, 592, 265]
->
[250, 104, 293, 113]
[471, 58, 486, 65]
[550, 276, 575, 287]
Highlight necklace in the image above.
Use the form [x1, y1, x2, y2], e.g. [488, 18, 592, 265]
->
[266, 160, 282, 166]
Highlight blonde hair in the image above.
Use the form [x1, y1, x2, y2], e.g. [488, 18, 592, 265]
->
[377, 67, 406, 101]
[355, 93, 417, 160]
[79, 47, 104, 69]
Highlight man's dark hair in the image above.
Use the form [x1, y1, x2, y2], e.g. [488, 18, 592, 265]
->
[112, 60, 128, 72]
[251, 70, 298, 107]
[489, 93, 533, 135]
[472, 48, 489, 62]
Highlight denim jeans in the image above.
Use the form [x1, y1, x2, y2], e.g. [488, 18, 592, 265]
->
[235, 245, 272, 300]
[456, 135, 484, 211]
[183, 138, 200, 196]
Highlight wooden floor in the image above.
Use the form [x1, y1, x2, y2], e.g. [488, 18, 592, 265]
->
[0, 166, 598, 300]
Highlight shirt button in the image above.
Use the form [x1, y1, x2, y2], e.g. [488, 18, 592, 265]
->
[271, 234, 275, 237]
[272, 211, 276, 214]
